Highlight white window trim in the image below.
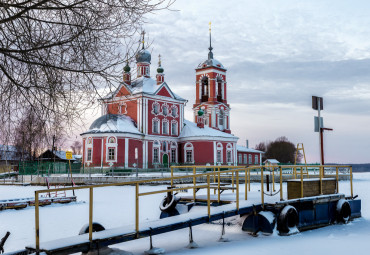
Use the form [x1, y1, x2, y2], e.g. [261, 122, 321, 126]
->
[171, 120, 178, 135]
[106, 136, 117, 162]
[152, 118, 160, 134]
[255, 155, 259, 165]
[216, 143, 223, 163]
[86, 138, 93, 162]
[162, 119, 169, 135]
[226, 143, 233, 163]
[153, 140, 161, 164]
[152, 101, 160, 115]
[184, 142, 194, 163]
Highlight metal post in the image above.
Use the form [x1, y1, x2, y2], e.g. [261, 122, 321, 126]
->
[279, 166, 283, 201]
[272, 167, 275, 191]
[319, 166, 323, 195]
[336, 166, 339, 193]
[236, 171, 239, 211]
[318, 98, 323, 165]
[261, 167, 264, 207]
[350, 166, 353, 198]
[35, 191, 40, 254]
[300, 166, 303, 198]
[207, 174, 210, 218]
[248, 168, 251, 191]
[170, 166, 173, 186]
[218, 168, 221, 203]
[135, 183, 139, 235]
[244, 168, 247, 200]
[193, 167, 196, 202]
[231, 171, 234, 193]
[89, 188, 93, 242]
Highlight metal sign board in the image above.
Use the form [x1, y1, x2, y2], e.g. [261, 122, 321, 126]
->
[312, 96, 323, 110]
[66, 151, 73, 160]
[314, 116, 324, 132]
[135, 148, 138, 160]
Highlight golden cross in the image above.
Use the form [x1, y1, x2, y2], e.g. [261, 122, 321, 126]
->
[209, 21, 211, 32]
[158, 54, 161, 66]
[141, 30, 145, 48]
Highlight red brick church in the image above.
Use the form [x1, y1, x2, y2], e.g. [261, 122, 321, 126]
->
[81, 31, 262, 169]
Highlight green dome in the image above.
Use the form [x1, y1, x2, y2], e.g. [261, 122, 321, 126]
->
[197, 109, 204, 116]
[157, 66, 164, 73]
[123, 64, 131, 72]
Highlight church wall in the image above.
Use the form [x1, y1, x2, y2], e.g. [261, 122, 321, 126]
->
[92, 138, 102, 166]
[117, 138, 125, 167]
[147, 99, 180, 136]
[128, 139, 143, 168]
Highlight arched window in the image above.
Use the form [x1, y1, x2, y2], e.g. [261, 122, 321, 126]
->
[170, 142, 177, 163]
[216, 143, 223, 163]
[86, 137, 93, 162]
[106, 136, 117, 162]
[153, 140, 160, 164]
[201, 77, 209, 102]
[184, 143, 194, 163]
[162, 105, 168, 116]
[218, 109, 224, 130]
[152, 118, 160, 134]
[152, 102, 159, 115]
[217, 77, 223, 102]
[171, 106, 177, 117]
[171, 121, 178, 135]
[108, 137, 116, 144]
[162, 119, 169, 134]
[162, 141, 167, 152]
[226, 143, 233, 163]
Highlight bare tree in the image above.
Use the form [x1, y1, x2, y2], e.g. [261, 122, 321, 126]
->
[13, 109, 45, 160]
[70, 140, 82, 155]
[0, 0, 174, 130]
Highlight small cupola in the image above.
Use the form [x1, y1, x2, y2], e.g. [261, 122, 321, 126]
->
[136, 31, 151, 78]
[123, 59, 131, 85]
[196, 109, 205, 128]
[156, 54, 165, 85]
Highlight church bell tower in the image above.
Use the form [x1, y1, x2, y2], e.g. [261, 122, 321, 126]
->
[193, 23, 231, 133]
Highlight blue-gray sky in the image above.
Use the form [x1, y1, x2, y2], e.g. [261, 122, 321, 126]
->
[80, 0, 370, 163]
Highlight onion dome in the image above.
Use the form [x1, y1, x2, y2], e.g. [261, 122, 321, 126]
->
[157, 66, 164, 73]
[197, 109, 204, 116]
[123, 62, 131, 72]
[136, 49, 151, 63]
[157, 54, 164, 73]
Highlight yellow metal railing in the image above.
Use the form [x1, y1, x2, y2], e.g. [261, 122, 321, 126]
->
[33, 164, 353, 253]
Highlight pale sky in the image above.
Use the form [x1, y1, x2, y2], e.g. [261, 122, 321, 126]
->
[75, 0, 370, 164]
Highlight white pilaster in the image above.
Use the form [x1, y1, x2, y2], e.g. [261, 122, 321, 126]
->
[213, 141, 217, 165]
[125, 138, 129, 168]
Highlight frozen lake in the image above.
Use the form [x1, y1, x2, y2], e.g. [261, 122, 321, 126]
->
[0, 173, 369, 255]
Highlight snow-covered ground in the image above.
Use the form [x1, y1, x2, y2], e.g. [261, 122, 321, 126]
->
[0, 173, 369, 255]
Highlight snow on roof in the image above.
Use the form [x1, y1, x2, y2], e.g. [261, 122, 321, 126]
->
[103, 77, 185, 101]
[82, 114, 142, 135]
[197, 58, 226, 70]
[0, 144, 22, 161]
[236, 145, 264, 154]
[54, 151, 78, 161]
[178, 120, 237, 140]
[264, 159, 280, 164]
